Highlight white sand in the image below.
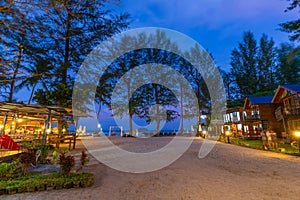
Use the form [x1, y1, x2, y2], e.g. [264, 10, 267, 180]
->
[4, 137, 300, 200]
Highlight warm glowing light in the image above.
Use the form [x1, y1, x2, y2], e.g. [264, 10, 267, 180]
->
[225, 131, 231, 136]
[62, 128, 66, 132]
[46, 129, 51, 133]
[0, 125, 3, 129]
[295, 131, 300, 137]
[202, 130, 207, 135]
[17, 118, 23, 123]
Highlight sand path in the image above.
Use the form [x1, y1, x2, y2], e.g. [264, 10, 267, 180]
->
[4, 137, 300, 200]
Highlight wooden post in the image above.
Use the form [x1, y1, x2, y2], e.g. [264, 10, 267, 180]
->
[43, 109, 51, 145]
[74, 116, 79, 135]
[282, 113, 287, 137]
[72, 133, 76, 149]
[1, 113, 8, 136]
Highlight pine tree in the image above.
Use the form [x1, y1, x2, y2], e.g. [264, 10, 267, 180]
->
[257, 34, 277, 92]
[230, 31, 258, 98]
[276, 43, 300, 84]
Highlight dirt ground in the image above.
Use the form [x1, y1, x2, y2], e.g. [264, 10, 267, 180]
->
[4, 136, 300, 200]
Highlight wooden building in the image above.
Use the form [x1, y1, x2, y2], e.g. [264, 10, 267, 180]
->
[223, 107, 244, 137]
[272, 84, 300, 137]
[0, 102, 88, 148]
[243, 96, 283, 136]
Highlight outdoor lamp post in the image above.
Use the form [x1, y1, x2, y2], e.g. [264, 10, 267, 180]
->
[294, 131, 300, 155]
[225, 130, 231, 143]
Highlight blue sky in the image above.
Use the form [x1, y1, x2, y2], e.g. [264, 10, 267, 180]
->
[120, 0, 299, 70]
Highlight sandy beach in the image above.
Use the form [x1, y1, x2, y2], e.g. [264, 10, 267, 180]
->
[4, 136, 300, 200]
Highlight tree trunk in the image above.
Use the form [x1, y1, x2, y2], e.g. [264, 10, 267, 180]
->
[62, 8, 71, 85]
[8, 45, 23, 102]
[126, 80, 133, 136]
[28, 82, 37, 104]
[154, 84, 160, 135]
[196, 81, 202, 135]
[95, 102, 102, 132]
[180, 85, 184, 135]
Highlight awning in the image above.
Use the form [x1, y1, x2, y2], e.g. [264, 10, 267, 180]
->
[0, 102, 90, 117]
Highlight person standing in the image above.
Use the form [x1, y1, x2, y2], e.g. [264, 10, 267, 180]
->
[266, 130, 272, 148]
[271, 130, 278, 151]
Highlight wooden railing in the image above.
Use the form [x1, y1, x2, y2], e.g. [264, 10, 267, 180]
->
[284, 107, 300, 116]
[47, 133, 76, 150]
[8, 133, 76, 150]
[243, 113, 260, 121]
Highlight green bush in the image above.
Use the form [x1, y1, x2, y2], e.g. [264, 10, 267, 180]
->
[0, 162, 18, 181]
[0, 172, 94, 192]
[37, 144, 54, 164]
[59, 153, 75, 175]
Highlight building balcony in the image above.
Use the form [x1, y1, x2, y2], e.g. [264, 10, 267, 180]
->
[243, 114, 260, 121]
[224, 117, 241, 124]
[284, 107, 300, 117]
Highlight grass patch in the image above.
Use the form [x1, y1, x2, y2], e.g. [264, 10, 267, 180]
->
[219, 136, 300, 156]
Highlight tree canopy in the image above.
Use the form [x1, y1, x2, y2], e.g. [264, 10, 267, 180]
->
[0, 0, 130, 104]
[279, 0, 300, 41]
[226, 31, 299, 107]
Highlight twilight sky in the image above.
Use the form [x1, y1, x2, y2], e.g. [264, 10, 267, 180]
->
[14, 0, 299, 131]
[120, 0, 299, 70]
[84, 0, 299, 131]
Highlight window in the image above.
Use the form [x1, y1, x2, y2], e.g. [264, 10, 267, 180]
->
[244, 126, 249, 133]
[237, 124, 242, 130]
[243, 111, 247, 120]
[262, 121, 268, 130]
[223, 114, 231, 123]
[294, 120, 300, 130]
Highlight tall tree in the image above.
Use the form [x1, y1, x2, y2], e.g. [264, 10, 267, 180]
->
[230, 31, 258, 98]
[229, 32, 278, 98]
[1, 0, 129, 104]
[0, 0, 44, 102]
[182, 44, 211, 133]
[107, 49, 143, 135]
[36, 0, 130, 85]
[257, 34, 277, 92]
[276, 43, 300, 84]
[15, 56, 55, 104]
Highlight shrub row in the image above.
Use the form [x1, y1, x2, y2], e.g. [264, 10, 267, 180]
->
[0, 172, 94, 195]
